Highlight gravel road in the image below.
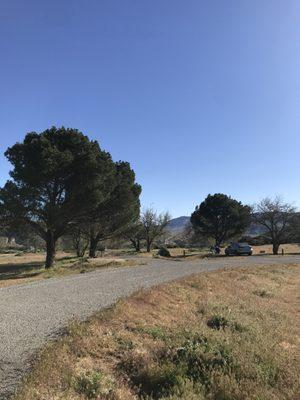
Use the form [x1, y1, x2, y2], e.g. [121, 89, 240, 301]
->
[1, 254, 299, 399]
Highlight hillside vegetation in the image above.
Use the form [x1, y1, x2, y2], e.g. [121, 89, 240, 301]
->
[15, 263, 300, 400]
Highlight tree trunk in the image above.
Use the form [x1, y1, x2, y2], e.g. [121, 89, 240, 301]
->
[136, 238, 140, 252]
[76, 246, 85, 258]
[273, 242, 280, 255]
[146, 238, 151, 253]
[130, 238, 140, 252]
[89, 236, 98, 258]
[45, 231, 56, 269]
[74, 239, 87, 258]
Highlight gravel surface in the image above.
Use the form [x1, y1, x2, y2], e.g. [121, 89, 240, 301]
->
[1, 254, 299, 399]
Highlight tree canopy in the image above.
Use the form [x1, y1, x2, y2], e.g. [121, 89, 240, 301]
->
[190, 193, 251, 246]
[0, 127, 116, 267]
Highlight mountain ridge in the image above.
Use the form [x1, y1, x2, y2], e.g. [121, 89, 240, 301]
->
[167, 216, 266, 237]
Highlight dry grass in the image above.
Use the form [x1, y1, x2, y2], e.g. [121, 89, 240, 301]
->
[109, 247, 214, 259]
[0, 252, 137, 288]
[252, 243, 300, 255]
[110, 244, 300, 260]
[169, 243, 300, 258]
[14, 263, 300, 400]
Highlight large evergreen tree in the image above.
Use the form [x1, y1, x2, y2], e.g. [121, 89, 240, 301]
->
[86, 161, 141, 257]
[191, 193, 251, 246]
[0, 127, 115, 268]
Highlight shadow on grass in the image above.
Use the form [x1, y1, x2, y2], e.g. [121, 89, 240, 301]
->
[57, 255, 78, 262]
[0, 255, 87, 282]
[0, 261, 45, 281]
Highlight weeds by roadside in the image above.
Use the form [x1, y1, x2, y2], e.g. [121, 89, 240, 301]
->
[14, 263, 300, 400]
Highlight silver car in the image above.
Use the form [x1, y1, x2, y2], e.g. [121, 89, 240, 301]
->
[225, 242, 253, 256]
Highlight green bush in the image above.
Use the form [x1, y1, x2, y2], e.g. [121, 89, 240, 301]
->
[157, 247, 171, 257]
[74, 371, 114, 399]
[136, 325, 168, 340]
[137, 363, 182, 398]
[207, 315, 247, 333]
[207, 315, 230, 330]
[173, 335, 234, 384]
[122, 332, 236, 399]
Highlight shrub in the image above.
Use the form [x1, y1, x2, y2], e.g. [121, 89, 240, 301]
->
[136, 362, 182, 398]
[115, 336, 134, 351]
[159, 379, 206, 400]
[253, 289, 272, 298]
[138, 326, 168, 340]
[173, 335, 234, 384]
[207, 315, 247, 333]
[207, 315, 230, 330]
[157, 247, 171, 257]
[74, 371, 115, 399]
[231, 321, 247, 333]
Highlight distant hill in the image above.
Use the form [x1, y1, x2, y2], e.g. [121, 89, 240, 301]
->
[167, 216, 266, 237]
[167, 216, 190, 233]
[244, 224, 266, 237]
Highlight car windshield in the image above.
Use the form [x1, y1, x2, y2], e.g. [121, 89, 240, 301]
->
[239, 243, 249, 247]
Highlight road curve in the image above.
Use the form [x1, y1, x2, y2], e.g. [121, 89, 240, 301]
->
[1, 254, 299, 399]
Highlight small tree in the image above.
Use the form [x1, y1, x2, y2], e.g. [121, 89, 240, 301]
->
[141, 208, 171, 252]
[123, 221, 144, 252]
[191, 194, 251, 246]
[0, 127, 116, 268]
[252, 197, 296, 255]
[71, 225, 90, 258]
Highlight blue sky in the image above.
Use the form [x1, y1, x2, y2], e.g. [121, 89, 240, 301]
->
[0, 1, 299, 217]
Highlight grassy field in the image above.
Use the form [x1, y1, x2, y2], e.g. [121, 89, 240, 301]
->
[0, 252, 137, 288]
[109, 243, 300, 259]
[14, 263, 300, 400]
[0, 243, 299, 288]
[251, 243, 300, 255]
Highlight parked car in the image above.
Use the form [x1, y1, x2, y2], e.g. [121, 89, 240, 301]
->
[225, 242, 253, 256]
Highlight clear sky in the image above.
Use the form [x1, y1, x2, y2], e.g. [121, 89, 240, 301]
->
[0, 1, 299, 217]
